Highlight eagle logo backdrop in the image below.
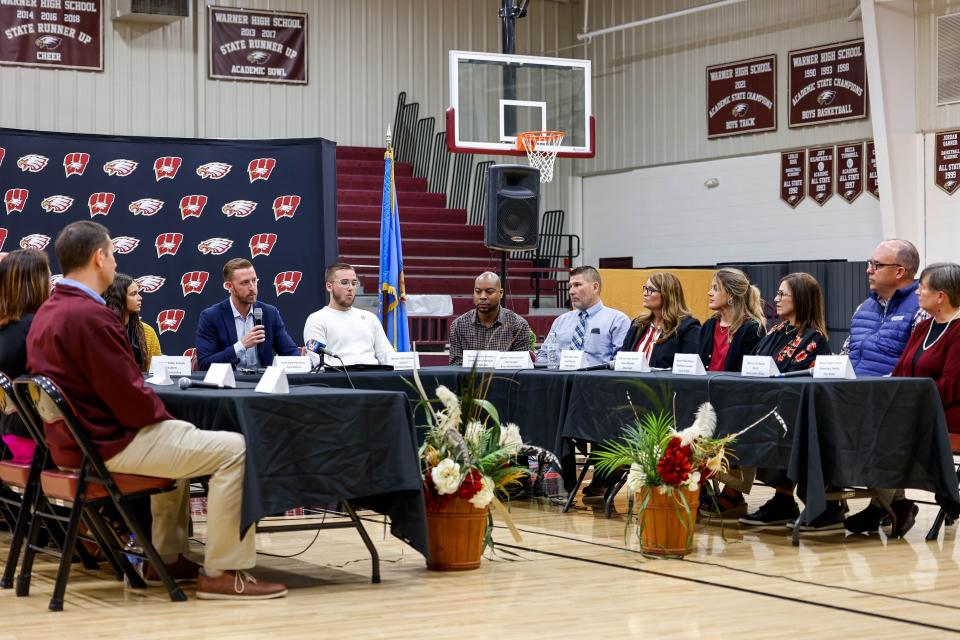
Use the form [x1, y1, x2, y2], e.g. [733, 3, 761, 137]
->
[0, 127, 337, 357]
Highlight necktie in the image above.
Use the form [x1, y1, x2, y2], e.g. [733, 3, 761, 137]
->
[571, 310, 588, 350]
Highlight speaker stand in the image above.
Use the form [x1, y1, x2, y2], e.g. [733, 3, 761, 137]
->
[500, 250, 509, 305]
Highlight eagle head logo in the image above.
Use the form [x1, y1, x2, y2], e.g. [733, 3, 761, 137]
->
[129, 198, 164, 216]
[222, 200, 257, 218]
[197, 237, 234, 255]
[103, 159, 139, 176]
[816, 90, 837, 106]
[135, 275, 166, 293]
[17, 154, 48, 173]
[196, 162, 232, 179]
[20, 234, 51, 251]
[35, 35, 62, 49]
[40, 195, 74, 213]
[112, 236, 140, 255]
[247, 51, 271, 64]
[731, 103, 749, 118]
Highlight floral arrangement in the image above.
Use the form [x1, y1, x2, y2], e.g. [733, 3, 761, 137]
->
[596, 400, 732, 500]
[411, 370, 550, 520]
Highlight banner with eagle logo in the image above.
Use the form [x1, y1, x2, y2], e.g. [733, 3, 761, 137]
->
[0, 127, 337, 359]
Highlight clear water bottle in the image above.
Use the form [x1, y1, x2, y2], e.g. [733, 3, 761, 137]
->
[545, 331, 560, 370]
[123, 533, 143, 585]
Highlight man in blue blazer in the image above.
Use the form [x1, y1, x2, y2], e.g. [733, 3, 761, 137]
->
[196, 258, 300, 370]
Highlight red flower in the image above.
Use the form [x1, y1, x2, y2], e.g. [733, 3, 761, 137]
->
[806, 342, 818, 352]
[423, 474, 454, 512]
[457, 468, 483, 500]
[795, 351, 808, 363]
[657, 437, 693, 487]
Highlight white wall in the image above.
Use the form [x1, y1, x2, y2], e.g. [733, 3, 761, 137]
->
[581, 152, 883, 267]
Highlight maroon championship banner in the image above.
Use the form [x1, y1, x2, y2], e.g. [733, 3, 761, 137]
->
[788, 40, 867, 128]
[866, 141, 878, 198]
[208, 6, 307, 84]
[807, 146, 834, 206]
[934, 130, 960, 195]
[780, 149, 806, 208]
[0, 0, 102, 71]
[837, 142, 863, 203]
[706, 54, 776, 139]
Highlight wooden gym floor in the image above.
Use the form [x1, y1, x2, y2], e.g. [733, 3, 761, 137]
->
[0, 485, 958, 639]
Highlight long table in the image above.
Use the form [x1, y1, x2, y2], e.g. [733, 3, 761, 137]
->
[182, 367, 960, 528]
[154, 382, 429, 558]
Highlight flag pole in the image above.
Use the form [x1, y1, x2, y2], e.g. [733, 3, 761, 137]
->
[381, 124, 392, 335]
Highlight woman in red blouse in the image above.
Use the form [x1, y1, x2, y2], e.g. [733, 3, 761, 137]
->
[698, 268, 766, 372]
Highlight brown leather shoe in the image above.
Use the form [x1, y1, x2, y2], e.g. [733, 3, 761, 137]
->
[145, 554, 201, 585]
[196, 570, 288, 600]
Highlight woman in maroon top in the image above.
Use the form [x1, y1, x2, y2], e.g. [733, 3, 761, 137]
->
[891, 262, 960, 433]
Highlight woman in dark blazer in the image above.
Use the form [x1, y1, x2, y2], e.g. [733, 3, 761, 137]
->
[619, 272, 701, 368]
[0, 250, 50, 462]
[698, 268, 766, 372]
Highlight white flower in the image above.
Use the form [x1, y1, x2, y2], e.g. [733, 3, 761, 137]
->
[499, 422, 523, 453]
[625, 463, 646, 492]
[431, 458, 461, 495]
[469, 475, 495, 509]
[434, 386, 463, 430]
[679, 402, 717, 446]
[685, 470, 701, 492]
[464, 420, 484, 446]
[656, 485, 671, 495]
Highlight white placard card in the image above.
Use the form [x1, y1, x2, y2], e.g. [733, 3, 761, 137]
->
[388, 352, 420, 370]
[272, 355, 313, 374]
[614, 351, 650, 372]
[559, 350, 588, 371]
[204, 362, 237, 388]
[672, 354, 707, 376]
[149, 356, 193, 378]
[741, 355, 779, 378]
[462, 350, 498, 368]
[494, 352, 534, 369]
[813, 355, 857, 379]
[255, 366, 290, 394]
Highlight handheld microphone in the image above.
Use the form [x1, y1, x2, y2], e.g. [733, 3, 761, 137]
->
[578, 362, 612, 371]
[252, 307, 263, 327]
[779, 369, 814, 378]
[178, 377, 224, 390]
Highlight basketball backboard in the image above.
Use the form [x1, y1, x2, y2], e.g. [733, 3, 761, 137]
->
[447, 50, 594, 158]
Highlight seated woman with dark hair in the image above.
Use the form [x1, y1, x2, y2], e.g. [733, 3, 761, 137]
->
[0, 250, 50, 463]
[844, 262, 960, 537]
[703, 273, 834, 525]
[699, 267, 766, 372]
[619, 271, 701, 368]
[105, 273, 162, 372]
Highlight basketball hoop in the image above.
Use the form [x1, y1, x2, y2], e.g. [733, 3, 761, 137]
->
[517, 130, 565, 183]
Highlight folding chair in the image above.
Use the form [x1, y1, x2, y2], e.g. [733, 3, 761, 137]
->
[926, 433, 960, 540]
[2, 372, 103, 592]
[13, 375, 187, 611]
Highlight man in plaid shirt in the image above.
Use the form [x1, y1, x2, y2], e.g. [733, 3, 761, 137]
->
[448, 272, 532, 365]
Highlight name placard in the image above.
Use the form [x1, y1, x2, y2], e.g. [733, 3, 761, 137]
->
[272, 355, 313, 373]
[812, 355, 856, 379]
[672, 354, 707, 376]
[462, 350, 498, 369]
[388, 352, 420, 370]
[559, 350, 587, 371]
[495, 352, 534, 369]
[149, 356, 193, 377]
[204, 362, 236, 388]
[255, 366, 290, 394]
[614, 351, 650, 372]
[741, 355, 779, 377]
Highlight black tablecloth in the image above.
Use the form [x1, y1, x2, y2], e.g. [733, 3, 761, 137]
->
[561, 371, 960, 521]
[154, 383, 428, 557]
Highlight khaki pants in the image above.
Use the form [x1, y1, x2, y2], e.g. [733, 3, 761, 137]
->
[105, 420, 256, 571]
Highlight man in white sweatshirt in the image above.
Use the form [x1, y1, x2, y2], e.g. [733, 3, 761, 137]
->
[303, 263, 395, 366]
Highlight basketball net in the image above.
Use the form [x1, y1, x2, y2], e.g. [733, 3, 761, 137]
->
[518, 131, 565, 183]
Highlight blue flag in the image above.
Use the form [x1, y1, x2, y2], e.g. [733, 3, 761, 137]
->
[378, 148, 410, 351]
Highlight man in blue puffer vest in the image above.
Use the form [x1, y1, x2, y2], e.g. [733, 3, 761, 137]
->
[842, 239, 927, 537]
[843, 239, 925, 376]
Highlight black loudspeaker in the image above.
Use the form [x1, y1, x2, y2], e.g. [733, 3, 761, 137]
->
[484, 164, 539, 251]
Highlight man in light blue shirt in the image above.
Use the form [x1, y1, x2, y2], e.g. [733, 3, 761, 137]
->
[536, 266, 629, 367]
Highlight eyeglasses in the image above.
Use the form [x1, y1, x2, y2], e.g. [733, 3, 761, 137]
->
[867, 260, 902, 271]
[335, 279, 360, 288]
[775, 290, 792, 299]
[642, 286, 660, 295]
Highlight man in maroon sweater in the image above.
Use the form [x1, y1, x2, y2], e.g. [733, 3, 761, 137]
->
[27, 221, 286, 600]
